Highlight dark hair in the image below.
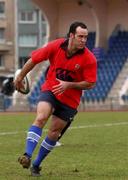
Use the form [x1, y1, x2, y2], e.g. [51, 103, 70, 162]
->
[67, 21, 87, 37]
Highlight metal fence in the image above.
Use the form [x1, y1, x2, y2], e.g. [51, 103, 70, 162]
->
[0, 94, 128, 112]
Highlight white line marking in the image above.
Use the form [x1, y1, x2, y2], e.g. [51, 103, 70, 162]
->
[0, 131, 21, 136]
[69, 122, 128, 130]
[0, 122, 128, 136]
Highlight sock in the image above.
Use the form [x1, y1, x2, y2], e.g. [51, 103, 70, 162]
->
[25, 125, 42, 158]
[33, 136, 56, 167]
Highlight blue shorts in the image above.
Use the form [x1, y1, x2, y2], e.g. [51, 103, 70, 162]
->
[38, 91, 77, 122]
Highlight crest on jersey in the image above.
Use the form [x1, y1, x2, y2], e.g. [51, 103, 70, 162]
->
[75, 64, 80, 70]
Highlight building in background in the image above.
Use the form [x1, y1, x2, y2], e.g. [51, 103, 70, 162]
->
[0, 0, 15, 88]
[16, 0, 48, 69]
[0, 0, 48, 91]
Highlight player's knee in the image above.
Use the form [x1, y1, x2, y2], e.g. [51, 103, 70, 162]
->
[48, 130, 60, 140]
[34, 114, 49, 128]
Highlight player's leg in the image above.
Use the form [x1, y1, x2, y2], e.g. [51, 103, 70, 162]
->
[18, 101, 53, 169]
[55, 120, 72, 147]
[30, 103, 77, 176]
[56, 106, 75, 145]
[57, 120, 72, 141]
[25, 101, 53, 156]
[31, 115, 67, 176]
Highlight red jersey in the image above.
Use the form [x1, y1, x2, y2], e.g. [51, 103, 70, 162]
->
[31, 38, 97, 109]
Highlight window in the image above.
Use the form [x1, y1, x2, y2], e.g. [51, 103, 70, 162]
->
[0, 55, 4, 68]
[0, 2, 5, 18]
[19, 11, 37, 23]
[19, 35, 37, 47]
[0, 28, 5, 43]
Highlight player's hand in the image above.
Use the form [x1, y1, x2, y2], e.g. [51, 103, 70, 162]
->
[13, 75, 24, 91]
[52, 78, 70, 95]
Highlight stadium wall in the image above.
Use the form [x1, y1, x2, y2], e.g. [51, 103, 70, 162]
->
[32, 0, 128, 48]
[107, 0, 128, 36]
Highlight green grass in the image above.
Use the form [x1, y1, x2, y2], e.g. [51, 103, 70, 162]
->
[0, 112, 128, 180]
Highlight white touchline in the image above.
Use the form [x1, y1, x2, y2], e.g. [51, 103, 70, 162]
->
[0, 122, 128, 136]
[69, 121, 128, 130]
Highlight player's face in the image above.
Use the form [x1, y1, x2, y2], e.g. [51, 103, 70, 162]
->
[71, 26, 88, 50]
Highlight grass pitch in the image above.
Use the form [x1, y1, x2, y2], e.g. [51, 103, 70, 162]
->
[0, 111, 128, 180]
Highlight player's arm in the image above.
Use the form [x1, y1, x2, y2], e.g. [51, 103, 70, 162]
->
[14, 58, 35, 91]
[52, 79, 95, 95]
[17, 58, 35, 80]
[67, 80, 95, 90]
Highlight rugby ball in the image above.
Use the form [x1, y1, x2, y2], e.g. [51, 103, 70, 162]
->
[15, 69, 30, 94]
[19, 76, 30, 94]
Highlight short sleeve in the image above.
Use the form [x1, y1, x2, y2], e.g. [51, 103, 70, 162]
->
[31, 40, 59, 64]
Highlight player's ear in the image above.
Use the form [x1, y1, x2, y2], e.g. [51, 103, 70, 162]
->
[69, 33, 75, 39]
